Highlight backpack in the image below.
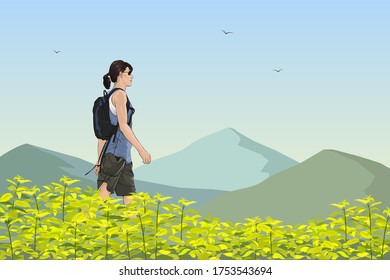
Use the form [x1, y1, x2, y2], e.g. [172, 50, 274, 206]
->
[93, 88, 121, 140]
[85, 88, 135, 175]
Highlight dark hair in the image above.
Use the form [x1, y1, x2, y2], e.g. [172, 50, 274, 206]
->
[103, 60, 133, 89]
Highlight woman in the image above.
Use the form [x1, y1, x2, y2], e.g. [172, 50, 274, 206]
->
[95, 60, 151, 205]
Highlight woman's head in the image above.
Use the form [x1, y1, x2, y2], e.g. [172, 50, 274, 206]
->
[103, 60, 133, 89]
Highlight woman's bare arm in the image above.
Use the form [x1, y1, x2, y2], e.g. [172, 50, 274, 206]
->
[97, 139, 106, 164]
[113, 90, 151, 164]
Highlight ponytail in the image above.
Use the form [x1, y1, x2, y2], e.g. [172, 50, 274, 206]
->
[103, 73, 111, 89]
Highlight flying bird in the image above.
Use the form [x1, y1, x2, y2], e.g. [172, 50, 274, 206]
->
[221, 29, 233, 35]
[53, 50, 61, 54]
[273, 69, 283, 72]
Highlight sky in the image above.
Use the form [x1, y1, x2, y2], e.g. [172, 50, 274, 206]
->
[0, 0, 389, 169]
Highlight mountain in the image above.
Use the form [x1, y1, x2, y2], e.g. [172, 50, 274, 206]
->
[0, 144, 96, 189]
[198, 149, 390, 225]
[0, 144, 224, 206]
[134, 128, 298, 191]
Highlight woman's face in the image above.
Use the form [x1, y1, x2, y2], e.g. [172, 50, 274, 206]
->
[120, 67, 133, 87]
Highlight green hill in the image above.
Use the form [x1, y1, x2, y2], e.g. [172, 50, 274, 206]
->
[198, 149, 390, 225]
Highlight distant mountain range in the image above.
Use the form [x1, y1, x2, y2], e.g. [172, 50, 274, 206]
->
[0, 144, 224, 207]
[198, 149, 390, 225]
[0, 128, 297, 206]
[1, 128, 389, 226]
[134, 128, 298, 191]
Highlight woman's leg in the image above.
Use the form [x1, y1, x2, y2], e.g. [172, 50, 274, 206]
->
[123, 195, 133, 205]
[99, 182, 111, 201]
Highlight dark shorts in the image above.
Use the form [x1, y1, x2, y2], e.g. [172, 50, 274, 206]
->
[97, 153, 136, 196]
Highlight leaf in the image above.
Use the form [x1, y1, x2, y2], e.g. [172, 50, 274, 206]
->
[6, 210, 19, 220]
[307, 247, 323, 254]
[189, 250, 198, 259]
[300, 246, 310, 253]
[169, 236, 184, 244]
[327, 252, 339, 260]
[330, 203, 344, 210]
[323, 241, 339, 250]
[338, 250, 349, 258]
[273, 253, 285, 259]
[344, 238, 360, 248]
[107, 227, 119, 235]
[51, 182, 64, 189]
[0, 193, 13, 203]
[356, 198, 367, 204]
[71, 213, 87, 223]
[357, 252, 369, 258]
[359, 231, 372, 239]
[14, 200, 31, 208]
[66, 179, 81, 186]
[6, 179, 17, 186]
[218, 244, 228, 251]
[179, 248, 191, 256]
[14, 177, 32, 184]
[154, 193, 172, 203]
[206, 244, 220, 252]
[223, 252, 235, 258]
[293, 255, 305, 260]
[159, 250, 171, 255]
[242, 250, 254, 258]
[7, 186, 17, 192]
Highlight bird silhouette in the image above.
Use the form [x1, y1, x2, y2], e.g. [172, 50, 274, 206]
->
[273, 69, 283, 72]
[53, 50, 61, 54]
[221, 29, 233, 35]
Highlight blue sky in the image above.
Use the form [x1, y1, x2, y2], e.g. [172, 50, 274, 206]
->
[0, 0, 389, 168]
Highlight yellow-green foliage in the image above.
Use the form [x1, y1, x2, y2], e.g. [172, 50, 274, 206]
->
[0, 176, 389, 260]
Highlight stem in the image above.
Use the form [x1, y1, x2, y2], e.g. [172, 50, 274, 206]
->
[105, 232, 109, 260]
[367, 203, 373, 260]
[381, 215, 389, 260]
[105, 210, 109, 260]
[74, 222, 77, 260]
[11, 182, 20, 210]
[138, 214, 147, 259]
[126, 231, 131, 260]
[154, 200, 161, 260]
[254, 221, 258, 260]
[33, 193, 40, 258]
[34, 218, 38, 255]
[179, 205, 185, 260]
[180, 205, 185, 241]
[34, 192, 40, 212]
[62, 184, 68, 223]
[7, 222, 14, 260]
[343, 207, 348, 243]
[269, 230, 273, 260]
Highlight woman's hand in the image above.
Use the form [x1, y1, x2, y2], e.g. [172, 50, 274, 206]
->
[94, 162, 101, 175]
[139, 149, 151, 164]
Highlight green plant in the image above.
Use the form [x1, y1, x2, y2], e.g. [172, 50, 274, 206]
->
[1, 176, 390, 260]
